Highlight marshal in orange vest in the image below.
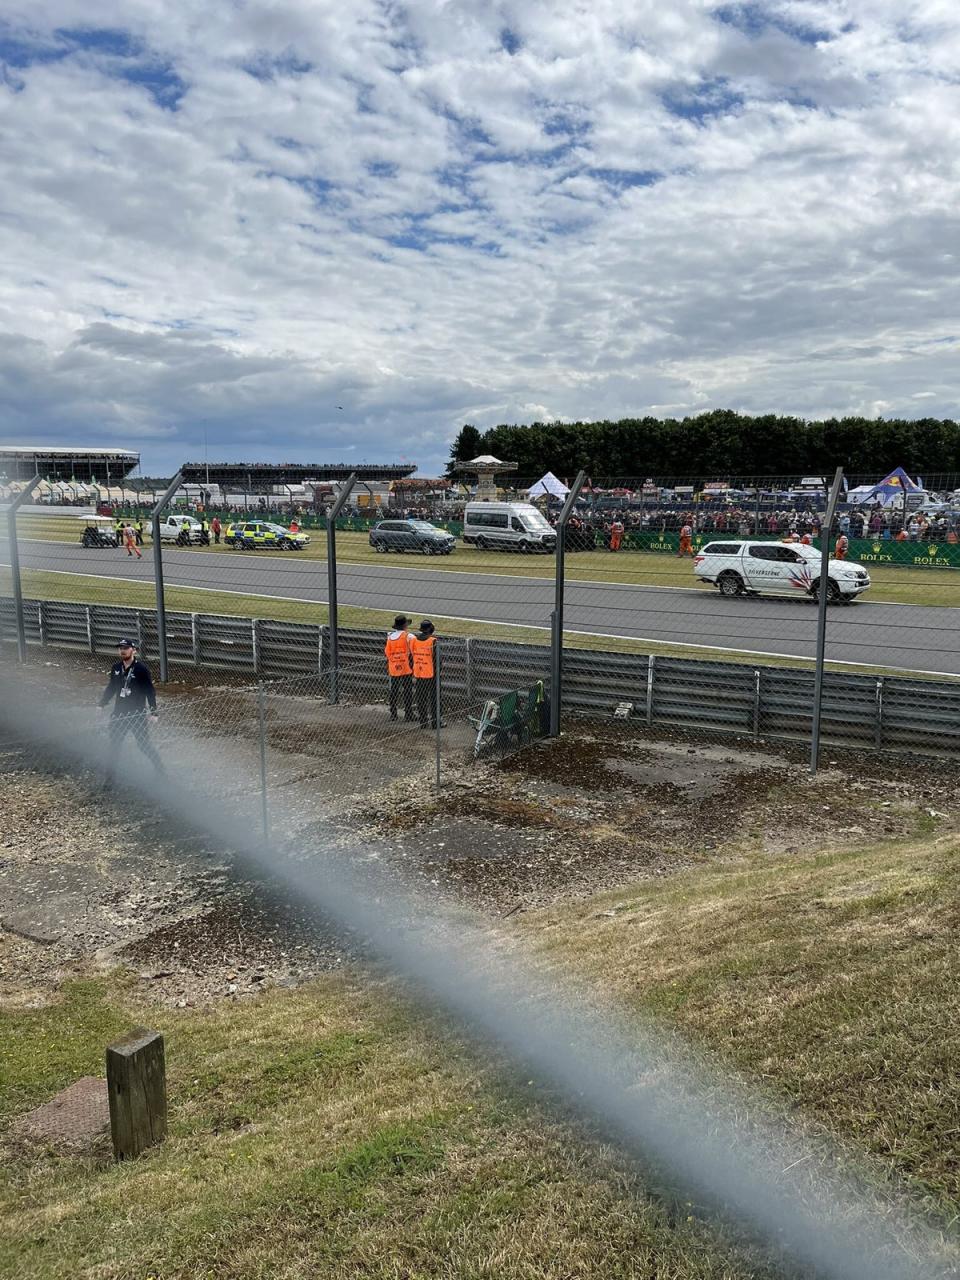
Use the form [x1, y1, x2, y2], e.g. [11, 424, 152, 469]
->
[410, 634, 435, 679]
[384, 631, 413, 676]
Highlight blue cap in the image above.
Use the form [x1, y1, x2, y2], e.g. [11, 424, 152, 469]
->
[117, 637, 136, 648]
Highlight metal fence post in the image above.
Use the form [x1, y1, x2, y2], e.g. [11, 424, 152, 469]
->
[150, 471, 183, 683]
[464, 636, 474, 705]
[549, 471, 587, 737]
[435, 639, 442, 791]
[645, 654, 656, 727]
[326, 473, 357, 704]
[4, 473, 40, 663]
[753, 669, 761, 741]
[257, 682, 269, 841]
[810, 467, 844, 776]
[874, 677, 884, 753]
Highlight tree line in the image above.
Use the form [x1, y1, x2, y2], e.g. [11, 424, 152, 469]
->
[447, 412, 960, 482]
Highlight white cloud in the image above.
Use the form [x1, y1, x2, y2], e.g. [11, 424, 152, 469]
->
[0, 1, 958, 477]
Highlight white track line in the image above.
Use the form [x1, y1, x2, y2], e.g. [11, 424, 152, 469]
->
[11, 538, 954, 609]
[1, 563, 956, 679]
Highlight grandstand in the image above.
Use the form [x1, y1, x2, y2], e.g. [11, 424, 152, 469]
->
[178, 461, 416, 485]
[0, 445, 140, 483]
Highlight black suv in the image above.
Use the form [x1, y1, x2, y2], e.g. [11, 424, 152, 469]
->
[369, 519, 456, 555]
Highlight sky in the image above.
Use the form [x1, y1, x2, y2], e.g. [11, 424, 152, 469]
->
[0, 1, 958, 478]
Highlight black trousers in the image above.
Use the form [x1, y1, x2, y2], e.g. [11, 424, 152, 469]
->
[107, 712, 165, 778]
[415, 676, 437, 728]
[389, 674, 413, 720]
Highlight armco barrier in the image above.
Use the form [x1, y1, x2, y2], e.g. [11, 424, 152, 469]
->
[2, 595, 959, 758]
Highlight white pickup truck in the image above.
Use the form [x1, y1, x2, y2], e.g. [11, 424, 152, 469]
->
[158, 514, 203, 544]
[694, 539, 871, 603]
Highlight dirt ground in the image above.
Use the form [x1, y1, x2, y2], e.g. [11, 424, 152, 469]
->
[3, 656, 957, 1013]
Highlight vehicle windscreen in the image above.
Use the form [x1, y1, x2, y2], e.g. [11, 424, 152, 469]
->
[410, 521, 437, 530]
[521, 511, 551, 531]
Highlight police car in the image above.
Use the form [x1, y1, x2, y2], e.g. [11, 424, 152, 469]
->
[225, 521, 310, 550]
[694, 540, 871, 603]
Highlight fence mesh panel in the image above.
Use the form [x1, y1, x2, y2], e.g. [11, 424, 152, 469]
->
[3, 470, 959, 768]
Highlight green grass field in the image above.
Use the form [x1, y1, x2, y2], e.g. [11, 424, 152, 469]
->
[14, 514, 960, 607]
[2, 830, 957, 1279]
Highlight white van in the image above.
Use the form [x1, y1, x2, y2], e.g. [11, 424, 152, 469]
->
[462, 502, 557, 553]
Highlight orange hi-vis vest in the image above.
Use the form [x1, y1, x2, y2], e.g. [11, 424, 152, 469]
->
[384, 631, 412, 677]
[410, 634, 436, 679]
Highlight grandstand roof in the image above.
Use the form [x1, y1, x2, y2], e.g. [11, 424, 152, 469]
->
[0, 445, 140, 481]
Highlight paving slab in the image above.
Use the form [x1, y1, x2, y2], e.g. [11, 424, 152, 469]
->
[14, 1076, 110, 1147]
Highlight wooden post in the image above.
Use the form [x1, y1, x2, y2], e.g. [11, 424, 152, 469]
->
[106, 1028, 167, 1160]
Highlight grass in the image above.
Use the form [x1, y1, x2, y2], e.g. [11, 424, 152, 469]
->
[2, 831, 958, 1278]
[13, 515, 960, 607]
[532, 832, 960, 1204]
[1, 977, 782, 1280]
[2, 565, 946, 677]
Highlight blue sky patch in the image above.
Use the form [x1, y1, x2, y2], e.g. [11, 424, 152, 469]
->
[0, 25, 189, 109]
[713, 3, 834, 45]
[662, 78, 744, 122]
[500, 28, 522, 55]
[588, 167, 662, 191]
[0, 27, 66, 69]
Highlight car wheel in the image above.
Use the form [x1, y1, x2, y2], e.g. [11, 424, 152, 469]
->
[421, 543, 432, 554]
[717, 571, 744, 597]
[476, 536, 488, 550]
[517, 540, 530, 554]
[812, 578, 841, 605]
[373, 540, 388, 553]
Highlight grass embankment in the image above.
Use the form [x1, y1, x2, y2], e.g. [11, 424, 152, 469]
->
[14, 515, 960, 607]
[1, 833, 957, 1278]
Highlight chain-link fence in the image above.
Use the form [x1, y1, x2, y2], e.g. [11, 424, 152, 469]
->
[3, 469, 959, 773]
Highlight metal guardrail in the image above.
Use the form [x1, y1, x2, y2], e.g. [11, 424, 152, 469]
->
[2, 595, 959, 757]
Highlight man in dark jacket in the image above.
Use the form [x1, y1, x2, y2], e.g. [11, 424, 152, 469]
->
[99, 638, 165, 784]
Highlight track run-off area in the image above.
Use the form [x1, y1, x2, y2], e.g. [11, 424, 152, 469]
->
[4, 536, 960, 677]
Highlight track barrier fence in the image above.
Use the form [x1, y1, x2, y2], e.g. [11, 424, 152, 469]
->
[3, 470, 959, 774]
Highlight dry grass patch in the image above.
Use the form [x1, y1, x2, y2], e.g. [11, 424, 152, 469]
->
[2, 974, 792, 1280]
[529, 834, 960, 1204]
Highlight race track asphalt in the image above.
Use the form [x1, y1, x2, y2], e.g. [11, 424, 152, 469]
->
[7, 540, 960, 676]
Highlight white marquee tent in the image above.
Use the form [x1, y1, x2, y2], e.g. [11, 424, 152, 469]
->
[526, 471, 569, 499]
